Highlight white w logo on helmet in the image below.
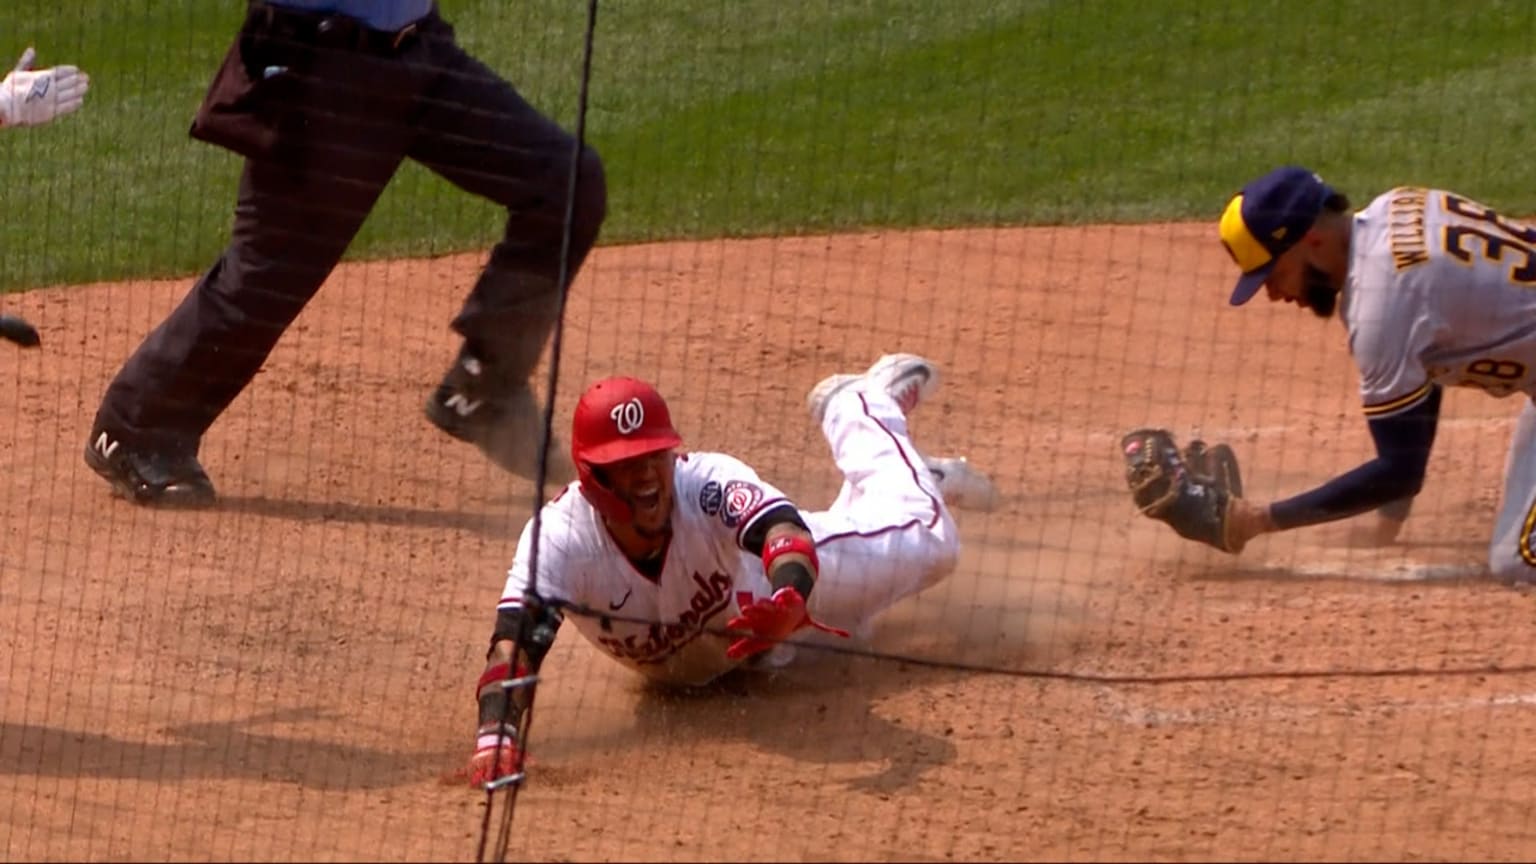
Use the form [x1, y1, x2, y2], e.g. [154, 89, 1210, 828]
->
[610, 397, 645, 435]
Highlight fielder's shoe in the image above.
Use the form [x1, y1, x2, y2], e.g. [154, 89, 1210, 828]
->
[925, 455, 1000, 513]
[807, 353, 941, 422]
[83, 429, 216, 509]
[426, 360, 575, 486]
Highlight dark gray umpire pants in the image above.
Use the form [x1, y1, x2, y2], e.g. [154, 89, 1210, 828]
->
[92, 1, 607, 455]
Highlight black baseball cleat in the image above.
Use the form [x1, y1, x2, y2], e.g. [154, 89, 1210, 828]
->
[0, 314, 40, 348]
[83, 430, 217, 509]
[425, 359, 575, 486]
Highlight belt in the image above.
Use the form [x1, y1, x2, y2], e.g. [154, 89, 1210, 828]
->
[252, 3, 425, 56]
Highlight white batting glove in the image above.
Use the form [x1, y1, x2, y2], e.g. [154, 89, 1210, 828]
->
[0, 48, 90, 128]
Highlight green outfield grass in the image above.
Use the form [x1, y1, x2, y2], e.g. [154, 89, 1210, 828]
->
[0, 0, 1533, 291]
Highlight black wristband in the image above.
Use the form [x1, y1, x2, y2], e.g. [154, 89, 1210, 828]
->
[769, 560, 816, 601]
[740, 503, 808, 554]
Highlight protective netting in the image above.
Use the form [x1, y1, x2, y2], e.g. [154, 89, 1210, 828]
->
[3, 2, 1536, 861]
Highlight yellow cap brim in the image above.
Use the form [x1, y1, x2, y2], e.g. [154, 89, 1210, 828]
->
[1219, 193, 1277, 305]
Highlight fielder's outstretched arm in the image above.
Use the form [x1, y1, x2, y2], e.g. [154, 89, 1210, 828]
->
[1233, 385, 1442, 541]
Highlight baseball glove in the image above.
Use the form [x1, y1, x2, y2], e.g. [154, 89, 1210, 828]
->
[1120, 428, 1244, 553]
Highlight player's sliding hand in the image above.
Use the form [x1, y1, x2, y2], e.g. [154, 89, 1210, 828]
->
[467, 723, 522, 788]
[726, 587, 850, 660]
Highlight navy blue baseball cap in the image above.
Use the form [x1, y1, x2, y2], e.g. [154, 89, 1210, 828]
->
[1219, 165, 1337, 306]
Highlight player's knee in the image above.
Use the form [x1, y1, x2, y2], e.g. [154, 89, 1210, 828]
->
[917, 531, 960, 588]
[1487, 545, 1536, 584]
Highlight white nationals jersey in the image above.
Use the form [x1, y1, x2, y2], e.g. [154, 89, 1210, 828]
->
[497, 452, 787, 686]
[1343, 186, 1536, 417]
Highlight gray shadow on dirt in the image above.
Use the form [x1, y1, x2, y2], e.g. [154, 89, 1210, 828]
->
[0, 707, 454, 790]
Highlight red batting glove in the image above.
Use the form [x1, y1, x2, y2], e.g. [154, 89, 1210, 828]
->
[726, 587, 850, 660]
[467, 723, 523, 788]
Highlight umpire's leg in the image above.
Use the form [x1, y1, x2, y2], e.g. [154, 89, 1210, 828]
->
[94, 159, 392, 444]
[89, 39, 421, 496]
[408, 17, 607, 480]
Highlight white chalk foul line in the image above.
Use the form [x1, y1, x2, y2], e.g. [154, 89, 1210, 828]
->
[1278, 561, 1486, 583]
[1098, 687, 1536, 728]
[1054, 416, 1515, 449]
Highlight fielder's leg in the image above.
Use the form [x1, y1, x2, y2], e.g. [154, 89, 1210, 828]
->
[801, 355, 961, 635]
[1488, 399, 1536, 582]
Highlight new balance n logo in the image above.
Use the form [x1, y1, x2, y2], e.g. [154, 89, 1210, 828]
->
[93, 432, 120, 460]
[444, 393, 482, 418]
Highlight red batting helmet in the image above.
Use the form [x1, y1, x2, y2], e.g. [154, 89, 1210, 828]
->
[571, 376, 683, 522]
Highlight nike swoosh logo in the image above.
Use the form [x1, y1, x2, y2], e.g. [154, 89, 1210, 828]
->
[608, 588, 632, 611]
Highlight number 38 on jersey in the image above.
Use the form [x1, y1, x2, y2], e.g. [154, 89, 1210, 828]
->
[1355, 188, 1536, 412]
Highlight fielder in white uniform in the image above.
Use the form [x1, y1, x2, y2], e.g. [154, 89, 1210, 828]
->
[464, 352, 997, 785]
[1208, 165, 1536, 580]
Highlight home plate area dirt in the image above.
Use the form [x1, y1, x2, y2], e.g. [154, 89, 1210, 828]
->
[1, 225, 1535, 861]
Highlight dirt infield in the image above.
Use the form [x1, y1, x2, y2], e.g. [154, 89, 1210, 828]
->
[2, 225, 1535, 861]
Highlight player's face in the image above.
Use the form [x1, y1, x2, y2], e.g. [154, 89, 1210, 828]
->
[1260, 239, 1339, 319]
[604, 449, 676, 536]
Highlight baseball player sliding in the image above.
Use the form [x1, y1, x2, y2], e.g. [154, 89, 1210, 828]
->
[466, 352, 997, 785]
[1123, 165, 1536, 582]
[0, 46, 89, 350]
